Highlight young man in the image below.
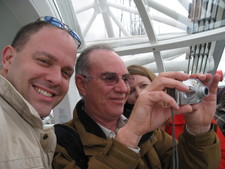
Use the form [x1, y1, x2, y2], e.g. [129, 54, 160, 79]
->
[53, 44, 221, 169]
[0, 16, 81, 169]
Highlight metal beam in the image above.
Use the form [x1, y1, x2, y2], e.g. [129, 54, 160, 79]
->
[134, 0, 165, 72]
[114, 26, 225, 56]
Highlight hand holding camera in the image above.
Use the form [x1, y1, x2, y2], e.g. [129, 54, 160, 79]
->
[167, 79, 209, 105]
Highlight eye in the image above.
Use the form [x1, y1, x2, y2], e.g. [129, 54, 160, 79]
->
[129, 88, 135, 95]
[124, 76, 131, 82]
[104, 75, 117, 82]
[62, 71, 71, 79]
[140, 83, 148, 89]
[62, 69, 73, 79]
[123, 75, 134, 85]
[37, 58, 51, 66]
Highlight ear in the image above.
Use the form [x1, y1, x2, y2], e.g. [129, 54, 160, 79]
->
[75, 75, 87, 96]
[2, 45, 16, 70]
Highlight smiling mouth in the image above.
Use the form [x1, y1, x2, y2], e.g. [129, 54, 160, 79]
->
[112, 98, 124, 101]
[35, 87, 53, 97]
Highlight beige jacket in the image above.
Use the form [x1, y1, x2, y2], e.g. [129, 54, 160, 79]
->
[0, 76, 56, 169]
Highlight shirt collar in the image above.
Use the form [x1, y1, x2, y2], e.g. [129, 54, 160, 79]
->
[97, 115, 128, 138]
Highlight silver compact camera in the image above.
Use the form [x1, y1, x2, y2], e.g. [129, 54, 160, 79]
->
[167, 79, 209, 105]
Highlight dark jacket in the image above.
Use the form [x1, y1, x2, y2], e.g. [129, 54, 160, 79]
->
[215, 87, 225, 136]
[53, 100, 220, 169]
[123, 102, 134, 119]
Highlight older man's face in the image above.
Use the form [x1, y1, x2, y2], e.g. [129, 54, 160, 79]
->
[83, 49, 130, 122]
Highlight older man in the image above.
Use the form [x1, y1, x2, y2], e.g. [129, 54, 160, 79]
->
[53, 44, 220, 169]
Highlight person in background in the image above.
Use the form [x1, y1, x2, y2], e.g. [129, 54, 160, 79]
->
[0, 16, 81, 169]
[123, 64, 156, 118]
[124, 65, 225, 168]
[215, 86, 225, 136]
[165, 86, 225, 169]
[53, 44, 221, 169]
[217, 86, 225, 104]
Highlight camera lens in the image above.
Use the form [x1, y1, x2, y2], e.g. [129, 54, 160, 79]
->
[204, 87, 209, 96]
[198, 86, 209, 97]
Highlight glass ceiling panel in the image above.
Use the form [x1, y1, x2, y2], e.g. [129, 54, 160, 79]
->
[72, 0, 225, 41]
[72, 0, 145, 41]
[72, 0, 189, 41]
[70, 0, 225, 75]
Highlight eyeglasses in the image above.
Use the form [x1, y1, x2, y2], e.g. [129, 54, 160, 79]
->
[36, 16, 81, 49]
[83, 73, 134, 86]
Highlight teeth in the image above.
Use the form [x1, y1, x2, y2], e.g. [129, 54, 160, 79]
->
[113, 98, 123, 100]
[35, 88, 53, 97]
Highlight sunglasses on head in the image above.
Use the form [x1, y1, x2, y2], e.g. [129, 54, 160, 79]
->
[36, 16, 81, 49]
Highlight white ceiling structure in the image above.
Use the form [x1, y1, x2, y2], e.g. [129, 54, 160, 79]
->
[0, 0, 225, 123]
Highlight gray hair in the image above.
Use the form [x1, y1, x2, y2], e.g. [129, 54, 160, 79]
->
[75, 44, 114, 76]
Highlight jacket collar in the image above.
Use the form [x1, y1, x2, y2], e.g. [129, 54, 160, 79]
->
[75, 100, 152, 145]
[76, 100, 107, 139]
[0, 76, 43, 128]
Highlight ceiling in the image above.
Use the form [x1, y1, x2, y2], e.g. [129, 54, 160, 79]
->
[1, 0, 225, 73]
[1, 0, 225, 123]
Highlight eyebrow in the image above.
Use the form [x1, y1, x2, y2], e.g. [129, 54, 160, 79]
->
[101, 72, 116, 76]
[33, 51, 57, 61]
[100, 72, 130, 76]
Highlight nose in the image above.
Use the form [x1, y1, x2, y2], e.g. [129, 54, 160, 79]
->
[114, 78, 129, 93]
[45, 67, 62, 85]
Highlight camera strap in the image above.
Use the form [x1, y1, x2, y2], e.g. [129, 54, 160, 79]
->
[171, 108, 179, 169]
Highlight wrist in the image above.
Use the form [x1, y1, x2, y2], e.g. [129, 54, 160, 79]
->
[186, 124, 211, 135]
[116, 126, 141, 149]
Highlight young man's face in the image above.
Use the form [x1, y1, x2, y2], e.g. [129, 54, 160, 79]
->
[2, 27, 77, 117]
